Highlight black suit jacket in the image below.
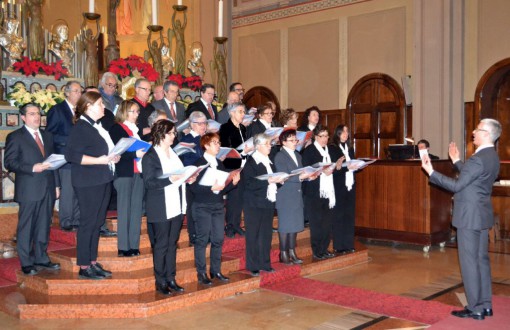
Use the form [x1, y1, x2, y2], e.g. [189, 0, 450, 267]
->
[242, 156, 276, 209]
[4, 127, 58, 202]
[46, 101, 74, 155]
[109, 123, 138, 177]
[132, 98, 155, 141]
[151, 98, 186, 125]
[219, 119, 247, 169]
[301, 144, 333, 199]
[189, 156, 235, 203]
[185, 100, 218, 120]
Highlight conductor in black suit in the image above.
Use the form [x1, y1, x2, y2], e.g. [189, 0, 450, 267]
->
[4, 103, 61, 275]
[185, 83, 218, 120]
[422, 119, 502, 320]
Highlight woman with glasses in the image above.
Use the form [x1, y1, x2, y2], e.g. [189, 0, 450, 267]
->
[189, 133, 240, 285]
[302, 126, 344, 260]
[142, 120, 192, 295]
[243, 133, 285, 276]
[109, 100, 146, 257]
[275, 129, 316, 264]
[248, 103, 279, 160]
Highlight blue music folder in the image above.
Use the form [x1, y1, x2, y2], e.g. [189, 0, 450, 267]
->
[127, 139, 151, 153]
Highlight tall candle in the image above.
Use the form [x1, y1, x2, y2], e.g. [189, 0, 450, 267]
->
[218, 0, 223, 37]
[152, 0, 158, 25]
[89, 0, 94, 13]
[178, 0, 182, 5]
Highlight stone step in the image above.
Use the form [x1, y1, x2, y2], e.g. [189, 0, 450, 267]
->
[16, 255, 242, 295]
[1, 273, 260, 319]
[106, 217, 148, 234]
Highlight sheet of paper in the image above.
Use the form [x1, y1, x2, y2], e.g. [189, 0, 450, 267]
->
[217, 147, 242, 159]
[199, 167, 230, 186]
[173, 142, 196, 156]
[109, 137, 136, 156]
[43, 154, 67, 170]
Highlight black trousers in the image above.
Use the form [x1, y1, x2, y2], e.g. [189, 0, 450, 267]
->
[193, 202, 225, 274]
[152, 215, 183, 285]
[244, 206, 273, 272]
[304, 196, 333, 256]
[58, 168, 80, 228]
[16, 190, 54, 267]
[332, 186, 356, 250]
[225, 186, 243, 230]
[75, 183, 111, 266]
[185, 189, 196, 238]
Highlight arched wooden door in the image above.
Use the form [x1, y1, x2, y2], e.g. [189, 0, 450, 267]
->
[243, 86, 280, 117]
[347, 73, 407, 159]
[473, 58, 510, 161]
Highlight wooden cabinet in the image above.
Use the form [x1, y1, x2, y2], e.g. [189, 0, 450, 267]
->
[355, 160, 454, 246]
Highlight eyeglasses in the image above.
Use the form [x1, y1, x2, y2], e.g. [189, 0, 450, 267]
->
[192, 121, 207, 126]
[70, 89, 82, 94]
[210, 140, 221, 145]
[262, 112, 274, 116]
[234, 88, 245, 92]
[137, 86, 151, 92]
[236, 110, 246, 114]
[105, 83, 118, 88]
[128, 110, 140, 114]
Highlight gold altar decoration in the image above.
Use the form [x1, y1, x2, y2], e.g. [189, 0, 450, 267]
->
[81, 12, 101, 87]
[0, 16, 26, 67]
[26, 0, 44, 61]
[210, 37, 228, 104]
[187, 41, 205, 79]
[105, 0, 121, 67]
[171, 4, 187, 76]
[145, 24, 164, 85]
[48, 20, 74, 76]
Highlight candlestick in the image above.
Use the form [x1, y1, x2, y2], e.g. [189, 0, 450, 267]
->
[152, 0, 157, 25]
[178, 0, 182, 5]
[218, 0, 223, 37]
[89, 0, 94, 13]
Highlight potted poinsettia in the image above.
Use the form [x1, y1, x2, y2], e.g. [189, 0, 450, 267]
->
[11, 57, 70, 81]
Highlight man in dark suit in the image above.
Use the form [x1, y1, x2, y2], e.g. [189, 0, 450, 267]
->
[99, 72, 123, 131]
[422, 118, 501, 321]
[4, 103, 61, 275]
[133, 78, 155, 141]
[417, 139, 440, 160]
[185, 83, 218, 120]
[151, 80, 186, 126]
[46, 80, 82, 232]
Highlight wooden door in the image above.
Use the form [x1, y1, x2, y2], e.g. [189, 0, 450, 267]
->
[243, 86, 280, 117]
[346, 73, 407, 158]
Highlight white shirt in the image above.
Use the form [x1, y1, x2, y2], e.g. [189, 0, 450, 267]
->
[154, 145, 186, 219]
[282, 146, 298, 166]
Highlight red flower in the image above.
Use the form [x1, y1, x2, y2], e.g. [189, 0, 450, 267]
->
[11, 57, 68, 80]
[107, 55, 159, 82]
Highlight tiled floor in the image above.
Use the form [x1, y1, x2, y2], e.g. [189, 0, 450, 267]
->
[1, 240, 509, 329]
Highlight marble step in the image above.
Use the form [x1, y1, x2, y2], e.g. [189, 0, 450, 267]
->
[106, 217, 148, 234]
[2, 273, 260, 319]
[16, 255, 242, 295]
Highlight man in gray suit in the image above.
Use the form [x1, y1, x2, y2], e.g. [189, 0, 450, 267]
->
[151, 80, 186, 127]
[421, 118, 501, 321]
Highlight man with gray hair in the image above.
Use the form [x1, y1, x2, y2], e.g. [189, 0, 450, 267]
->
[422, 118, 502, 320]
[151, 80, 186, 127]
[46, 80, 82, 232]
[99, 72, 123, 115]
[133, 78, 155, 141]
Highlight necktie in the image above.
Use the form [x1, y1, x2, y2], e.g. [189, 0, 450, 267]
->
[34, 132, 45, 156]
[207, 104, 214, 119]
[170, 102, 176, 121]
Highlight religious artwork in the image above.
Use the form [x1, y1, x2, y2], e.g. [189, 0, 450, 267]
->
[105, 0, 121, 67]
[187, 41, 205, 79]
[48, 21, 75, 75]
[146, 28, 164, 85]
[210, 41, 228, 103]
[82, 20, 100, 87]
[6, 113, 19, 127]
[116, 0, 134, 35]
[0, 17, 27, 67]
[40, 115, 47, 128]
[171, 9, 187, 75]
[26, 0, 45, 61]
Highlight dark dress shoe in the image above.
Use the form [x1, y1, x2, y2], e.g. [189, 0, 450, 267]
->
[35, 262, 61, 270]
[156, 283, 172, 295]
[288, 249, 303, 264]
[118, 250, 134, 257]
[225, 228, 235, 238]
[451, 308, 484, 320]
[100, 228, 117, 237]
[483, 308, 493, 317]
[61, 225, 74, 232]
[78, 266, 106, 280]
[21, 266, 39, 276]
[313, 253, 326, 260]
[167, 280, 184, 292]
[234, 227, 245, 236]
[323, 251, 336, 258]
[334, 249, 348, 254]
[91, 263, 112, 277]
[197, 273, 212, 285]
[279, 251, 292, 265]
[129, 249, 140, 256]
[262, 267, 276, 273]
[210, 272, 230, 282]
[250, 270, 260, 277]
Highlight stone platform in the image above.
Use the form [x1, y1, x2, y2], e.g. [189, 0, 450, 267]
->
[0, 216, 369, 319]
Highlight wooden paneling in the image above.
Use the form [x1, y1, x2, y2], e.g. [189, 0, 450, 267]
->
[355, 160, 454, 245]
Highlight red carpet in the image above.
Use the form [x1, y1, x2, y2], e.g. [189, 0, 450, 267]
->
[266, 277, 457, 325]
[428, 295, 510, 329]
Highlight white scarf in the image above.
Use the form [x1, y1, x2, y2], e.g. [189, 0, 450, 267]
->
[339, 142, 354, 191]
[124, 120, 143, 172]
[314, 141, 335, 208]
[155, 145, 187, 219]
[252, 150, 277, 202]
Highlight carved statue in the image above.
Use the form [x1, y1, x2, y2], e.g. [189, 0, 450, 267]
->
[210, 42, 227, 103]
[26, 0, 45, 61]
[146, 29, 164, 85]
[0, 17, 27, 67]
[82, 22, 100, 87]
[161, 43, 174, 78]
[171, 10, 187, 75]
[187, 41, 205, 79]
[105, 0, 121, 67]
[48, 22, 75, 75]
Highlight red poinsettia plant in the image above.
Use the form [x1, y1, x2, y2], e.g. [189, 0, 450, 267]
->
[107, 55, 159, 82]
[12, 57, 70, 81]
[167, 74, 203, 92]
